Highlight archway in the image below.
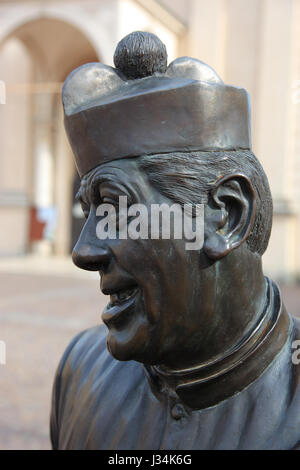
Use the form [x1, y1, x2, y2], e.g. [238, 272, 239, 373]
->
[0, 17, 99, 256]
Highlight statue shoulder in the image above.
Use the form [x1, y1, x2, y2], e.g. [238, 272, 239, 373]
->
[56, 324, 108, 374]
[50, 324, 110, 449]
[55, 324, 110, 385]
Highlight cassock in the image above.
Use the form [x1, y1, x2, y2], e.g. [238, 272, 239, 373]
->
[50, 283, 300, 450]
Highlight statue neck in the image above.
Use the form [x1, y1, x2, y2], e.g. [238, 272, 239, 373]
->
[146, 279, 291, 409]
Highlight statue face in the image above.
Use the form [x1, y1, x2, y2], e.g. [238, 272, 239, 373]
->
[73, 158, 213, 367]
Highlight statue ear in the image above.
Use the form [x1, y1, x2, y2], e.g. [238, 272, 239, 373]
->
[203, 173, 256, 260]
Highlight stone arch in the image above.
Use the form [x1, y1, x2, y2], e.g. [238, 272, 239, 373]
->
[0, 16, 100, 256]
[0, 9, 105, 62]
[3, 16, 101, 80]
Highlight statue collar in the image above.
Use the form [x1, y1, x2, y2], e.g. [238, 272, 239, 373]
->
[145, 278, 291, 410]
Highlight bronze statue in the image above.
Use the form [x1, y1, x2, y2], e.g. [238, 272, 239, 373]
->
[50, 32, 300, 449]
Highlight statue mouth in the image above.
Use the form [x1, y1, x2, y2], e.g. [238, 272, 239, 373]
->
[108, 286, 139, 306]
[101, 284, 140, 328]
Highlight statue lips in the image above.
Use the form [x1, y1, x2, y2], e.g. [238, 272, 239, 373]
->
[101, 285, 140, 329]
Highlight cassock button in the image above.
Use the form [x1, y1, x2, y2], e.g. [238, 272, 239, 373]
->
[171, 403, 185, 420]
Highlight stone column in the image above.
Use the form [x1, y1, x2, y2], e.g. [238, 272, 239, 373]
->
[53, 96, 74, 256]
[254, 0, 294, 280]
[0, 38, 32, 255]
[186, 0, 227, 76]
[31, 91, 55, 255]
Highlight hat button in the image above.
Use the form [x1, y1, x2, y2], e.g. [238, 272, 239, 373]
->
[113, 31, 168, 80]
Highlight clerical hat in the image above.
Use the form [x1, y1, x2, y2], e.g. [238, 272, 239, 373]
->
[63, 31, 251, 177]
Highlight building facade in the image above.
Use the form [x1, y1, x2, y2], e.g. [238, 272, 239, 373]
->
[0, 0, 299, 280]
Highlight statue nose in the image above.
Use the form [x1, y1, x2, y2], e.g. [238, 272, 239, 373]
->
[72, 224, 111, 271]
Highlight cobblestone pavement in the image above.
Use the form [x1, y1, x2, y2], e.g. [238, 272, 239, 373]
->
[0, 263, 299, 450]
[0, 269, 103, 450]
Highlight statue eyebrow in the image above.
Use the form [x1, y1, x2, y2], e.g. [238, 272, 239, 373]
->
[75, 172, 135, 205]
[90, 174, 119, 202]
[74, 173, 115, 204]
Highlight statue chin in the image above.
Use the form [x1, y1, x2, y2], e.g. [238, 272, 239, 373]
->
[105, 317, 156, 364]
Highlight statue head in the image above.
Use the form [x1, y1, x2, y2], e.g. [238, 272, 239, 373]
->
[63, 32, 273, 369]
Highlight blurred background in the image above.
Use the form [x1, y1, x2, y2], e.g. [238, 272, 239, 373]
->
[0, 0, 299, 450]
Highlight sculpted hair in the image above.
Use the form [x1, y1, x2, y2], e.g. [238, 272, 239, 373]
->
[139, 150, 273, 256]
